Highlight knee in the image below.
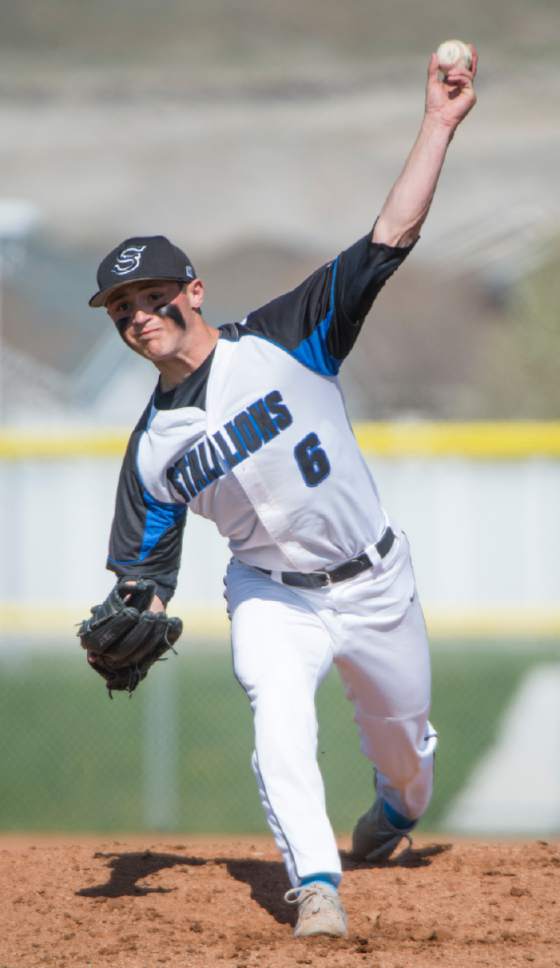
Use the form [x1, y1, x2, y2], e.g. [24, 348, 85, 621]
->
[376, 743, 424, 789]
[361, 715, 436, 786]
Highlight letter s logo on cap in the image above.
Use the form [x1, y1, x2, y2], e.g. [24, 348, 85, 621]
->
[112, 245, 147, 276]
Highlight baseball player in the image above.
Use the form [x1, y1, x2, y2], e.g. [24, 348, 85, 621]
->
[83, 50, 477, 938]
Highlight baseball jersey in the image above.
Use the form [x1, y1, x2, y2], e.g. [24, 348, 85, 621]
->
[107, 230, 414, 602]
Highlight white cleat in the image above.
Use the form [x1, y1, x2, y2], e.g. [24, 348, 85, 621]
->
[284, 883, 348, 938]
[352, 798, 414, 863]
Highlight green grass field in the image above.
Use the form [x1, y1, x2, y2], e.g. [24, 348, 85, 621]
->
[0, 640, 558, 834]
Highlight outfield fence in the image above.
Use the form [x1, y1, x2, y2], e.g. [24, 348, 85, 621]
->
[2, 421, 560, 638]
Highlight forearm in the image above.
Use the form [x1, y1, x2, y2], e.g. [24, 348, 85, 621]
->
[373, 116, 453, 248]
[107, 431, 187, 606]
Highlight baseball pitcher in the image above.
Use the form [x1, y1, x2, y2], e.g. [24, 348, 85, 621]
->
[79, 48, 478, 938]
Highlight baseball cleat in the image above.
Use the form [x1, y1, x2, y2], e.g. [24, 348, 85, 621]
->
[352, 798, 414, 862]
[284, 883, 348, 938]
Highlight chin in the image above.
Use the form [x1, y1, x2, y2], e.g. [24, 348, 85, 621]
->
[142, 341, 168, 360]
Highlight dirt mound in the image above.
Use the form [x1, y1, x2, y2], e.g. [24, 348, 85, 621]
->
[0, 834, 558, 967]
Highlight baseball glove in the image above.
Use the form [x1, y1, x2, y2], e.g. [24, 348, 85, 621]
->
[78, 578, 183, 696]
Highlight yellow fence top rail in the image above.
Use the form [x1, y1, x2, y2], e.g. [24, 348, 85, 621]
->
[2, 422, 560, 460]
[0, 430, 128, 460]
[355, 422, 560, 458]
[3, 603, 560, 639]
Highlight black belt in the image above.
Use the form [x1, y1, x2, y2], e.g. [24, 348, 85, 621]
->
[256, 527, 395, 589]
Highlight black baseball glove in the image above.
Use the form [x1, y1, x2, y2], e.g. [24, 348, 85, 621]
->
[78, 578, 183, 696]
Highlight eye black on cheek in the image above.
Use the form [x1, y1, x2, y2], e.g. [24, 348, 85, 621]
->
[158, 304, 186, 329]
[115, 318, 131, 336]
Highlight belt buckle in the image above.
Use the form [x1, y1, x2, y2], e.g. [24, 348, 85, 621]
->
[322, 570, 333, 586]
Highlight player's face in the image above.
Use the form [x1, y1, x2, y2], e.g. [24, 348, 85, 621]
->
[106, 280, 188, 361]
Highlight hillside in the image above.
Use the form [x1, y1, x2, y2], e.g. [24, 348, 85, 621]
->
[1, 0, 558, 82]
[0, 0, 558, 419]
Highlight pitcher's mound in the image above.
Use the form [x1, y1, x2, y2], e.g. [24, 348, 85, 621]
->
[0, 834, 558, 967]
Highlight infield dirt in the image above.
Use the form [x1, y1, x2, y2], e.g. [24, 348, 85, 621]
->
[0, 834, 558, 967]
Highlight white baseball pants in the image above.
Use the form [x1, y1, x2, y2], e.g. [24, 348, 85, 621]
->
[224, 530, 437, 886]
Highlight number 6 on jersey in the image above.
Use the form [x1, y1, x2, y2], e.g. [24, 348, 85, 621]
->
[294, 433, 331, 487]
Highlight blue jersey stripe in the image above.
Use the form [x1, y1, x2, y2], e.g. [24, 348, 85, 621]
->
[242, 258, 341, 376]
[290, 257, 340, 376]
[108, 488, 186, 566]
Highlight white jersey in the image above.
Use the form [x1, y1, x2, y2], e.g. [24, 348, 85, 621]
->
[108, 231, 413, 602]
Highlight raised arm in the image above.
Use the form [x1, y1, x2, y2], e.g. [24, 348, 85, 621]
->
[373, 47, 478, 248]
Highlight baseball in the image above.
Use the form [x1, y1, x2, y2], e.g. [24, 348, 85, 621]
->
[436, 39, 472, 73]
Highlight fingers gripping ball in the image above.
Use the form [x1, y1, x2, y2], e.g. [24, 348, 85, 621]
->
[78, 578, 183, 696]
[436, 39, 472, 74]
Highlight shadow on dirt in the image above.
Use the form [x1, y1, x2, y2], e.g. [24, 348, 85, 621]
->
[226, 857, 291, 924]
[76, 842, 451, 924]
[76, 850, 206, 898]
[342, 841, 453, 871]
[76, 849, 291, 923]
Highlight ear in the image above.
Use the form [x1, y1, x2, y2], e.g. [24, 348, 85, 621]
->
[185, 277, 205, 311]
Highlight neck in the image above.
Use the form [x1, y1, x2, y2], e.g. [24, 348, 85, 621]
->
[158, 319, 219, 391]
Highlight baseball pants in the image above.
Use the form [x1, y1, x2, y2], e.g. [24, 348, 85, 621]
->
[224, 529, 437, 886]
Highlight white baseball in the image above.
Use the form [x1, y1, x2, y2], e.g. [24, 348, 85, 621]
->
[436, 39, 472, 73]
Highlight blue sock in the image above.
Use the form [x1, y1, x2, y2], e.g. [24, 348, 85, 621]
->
[299, 871, 341, 891]
[383, 800, 416, 830]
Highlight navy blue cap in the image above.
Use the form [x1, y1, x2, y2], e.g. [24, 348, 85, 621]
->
[89, 235, 196, 307]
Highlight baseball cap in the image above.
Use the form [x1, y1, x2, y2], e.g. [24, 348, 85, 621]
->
[89, 235, 196, 308]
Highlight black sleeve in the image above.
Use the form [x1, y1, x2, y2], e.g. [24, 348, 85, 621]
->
[242, 227, 414, 374]
[329, 232, 415, 360]
[106, 407, 187, 604]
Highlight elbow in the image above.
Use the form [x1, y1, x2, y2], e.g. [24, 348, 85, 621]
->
[372, 217, 420, 249]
